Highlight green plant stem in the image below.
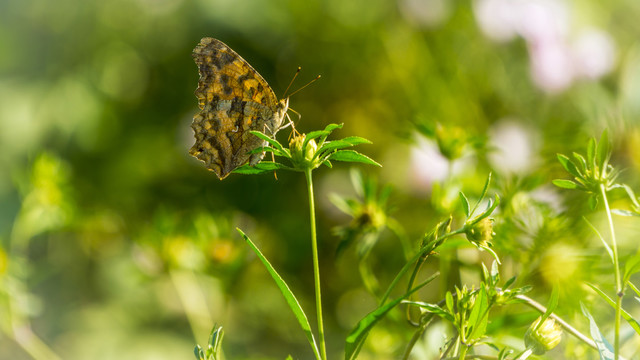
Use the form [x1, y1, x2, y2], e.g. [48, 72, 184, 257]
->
[380, 228, 465, 305]
[600, 184, 621, 360]
[515, 294, 597, 349]
[305, 168, 327, 360]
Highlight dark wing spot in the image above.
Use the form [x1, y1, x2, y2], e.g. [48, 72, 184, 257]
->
[237, 72, 252, 84]
[220, 74, 233, 95]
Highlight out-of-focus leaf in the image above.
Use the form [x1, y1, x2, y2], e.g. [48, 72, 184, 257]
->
[557, 154, 582, 178]
[581, 303, 615, 360]
[536, 286, 559, 331]
[402, 300, 455, 322]
[586, 283, 640, 336]
[611, 209, 640, 217]
[552, 179, 579, 189]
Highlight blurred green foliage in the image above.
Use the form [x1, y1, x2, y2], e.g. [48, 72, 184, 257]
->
[2, 0, 640, 359]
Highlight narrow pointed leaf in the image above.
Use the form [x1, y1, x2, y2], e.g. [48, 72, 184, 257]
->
[194, 345, 204, 360]
[557, 154, 582, 178]
[247, 146, 290, 158]
[552, 179, 578, 189]
[233, 162, 294, 175]
[536, 286, 558, 331]
[586, 283, 640, 335]
[249, 131, 287, 154]
[467, 287, 489, 340]
[402, 301, 455, 322]
[611, 209, 640, 217]
[328, 150, 381, 166]
[237, 229, 321, 360]
[581, 304, 615, 360]
[573, 152, 588, 173]
[459, 192, 470, 218]
[470, 173, 492, 215]
[583, 217, 613, 262]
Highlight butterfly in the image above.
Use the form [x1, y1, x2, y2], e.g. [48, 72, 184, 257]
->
[189, 37, 290, 179]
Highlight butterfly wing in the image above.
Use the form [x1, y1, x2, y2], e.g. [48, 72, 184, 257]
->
[190, 37, 286, 179]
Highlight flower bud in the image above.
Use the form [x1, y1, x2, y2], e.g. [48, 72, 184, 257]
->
[465, 217, 494, 247]
[290, 134, 319, 168]
[524, 317, 563, 355]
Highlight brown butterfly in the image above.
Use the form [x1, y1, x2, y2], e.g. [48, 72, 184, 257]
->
[189, 37, 289, 179]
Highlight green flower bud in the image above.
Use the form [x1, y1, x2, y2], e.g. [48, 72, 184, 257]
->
[290, 134, 319, 169]
[465, 217, 494, 247]
[524, 317, 563, 355]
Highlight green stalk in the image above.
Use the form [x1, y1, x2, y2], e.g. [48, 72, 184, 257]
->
[600, 184, 621, 360]
[305, 168, 327, 360]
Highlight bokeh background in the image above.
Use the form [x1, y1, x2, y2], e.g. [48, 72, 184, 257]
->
[2, 0, 640, 359]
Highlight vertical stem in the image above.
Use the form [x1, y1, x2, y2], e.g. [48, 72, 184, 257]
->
[305, 169, 327, 360]
[601, 184, 621, 360]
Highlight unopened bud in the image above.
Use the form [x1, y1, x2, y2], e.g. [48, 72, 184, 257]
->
[524, 317, 563, 355]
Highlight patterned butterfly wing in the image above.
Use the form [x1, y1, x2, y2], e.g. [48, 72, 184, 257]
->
[190, 37, 288, 179]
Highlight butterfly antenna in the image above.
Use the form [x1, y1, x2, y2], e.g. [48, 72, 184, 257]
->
[283, 67, 302, 98]
[287, 75, 321, 98]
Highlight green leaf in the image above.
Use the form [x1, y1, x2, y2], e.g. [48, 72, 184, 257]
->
[467, 287, 489, 341]
[329, 194, 357, 216]
[402, 300, 455, 322]
[536, 286, 559, 331]
[552, 179, 578, 189]
[459, 192, 470, 218]
[503, 276, 516, 290]
[628, 282, 640, 298]
[583, 217, 613, 262]
[611, 209, 640, 217]
[618, 184, 640, 209]
[445, 291, 454, 314]
[194, 345, 205, 360]
[237, 229, 321, 360]
[305, 123, 344, 148]
[247, 146, 289, 158]
[233, 162, 295, 175]
[328, 150, 381, 166]
[586, 283, 640, 336]
[581, 303, 615, 360]
[249, 130, 288, 155]
[470, 173, 492, 216]
[467, 195, 500, 226]
[573, 152, 588, 173]
[557, 154, 583, 178]
[317, 137, 372, 158]
[344, 274, 437, 360]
